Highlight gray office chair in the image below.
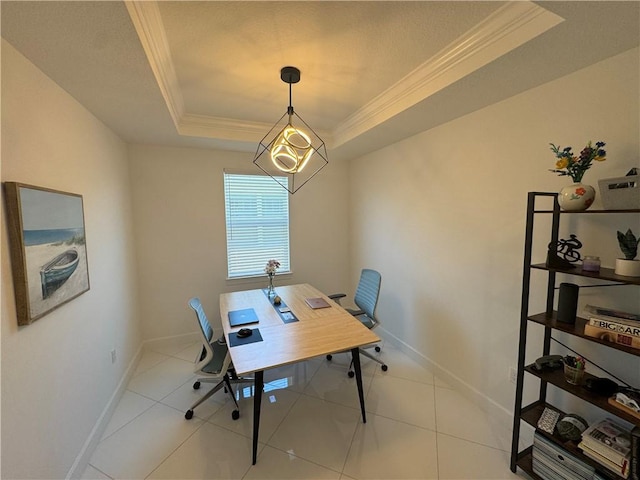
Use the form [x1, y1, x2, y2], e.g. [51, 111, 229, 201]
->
[184, 297, 247, 420]
[326, 269, 387, 376]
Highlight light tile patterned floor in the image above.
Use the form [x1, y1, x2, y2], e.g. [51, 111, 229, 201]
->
[82, 343, 519, 479]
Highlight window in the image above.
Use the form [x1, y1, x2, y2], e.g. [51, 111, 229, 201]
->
[223, 172, 290, 278]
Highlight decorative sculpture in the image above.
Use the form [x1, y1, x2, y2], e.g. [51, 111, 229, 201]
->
[547, 234, 582, 269]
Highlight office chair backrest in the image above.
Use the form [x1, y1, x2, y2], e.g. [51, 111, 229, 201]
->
[354, 269, 381, 320]
[189, 297, 216, 370]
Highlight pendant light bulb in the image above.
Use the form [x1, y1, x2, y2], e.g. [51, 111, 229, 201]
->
[270, 122, 314, 173]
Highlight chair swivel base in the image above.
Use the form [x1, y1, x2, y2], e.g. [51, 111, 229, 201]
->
[326, 345, 387, 376]
[184, 375, 240, 421]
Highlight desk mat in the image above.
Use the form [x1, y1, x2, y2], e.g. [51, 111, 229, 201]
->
[228, 328, 263, 347]
[261, 289, 299, 324]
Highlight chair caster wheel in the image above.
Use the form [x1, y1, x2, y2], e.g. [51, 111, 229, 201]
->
[326, 354, 332, 361]
[185, 410, 194, 420]
[193, 381, 201, 390]
[375, 346, 381, 352]
[232, 410, 240, 420]
[381, 364, 388, 372]
[348, 370, 355, 378]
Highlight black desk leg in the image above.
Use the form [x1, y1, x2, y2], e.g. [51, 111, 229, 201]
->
[351, 348, 367, 423]
[252, 370, 264, 465]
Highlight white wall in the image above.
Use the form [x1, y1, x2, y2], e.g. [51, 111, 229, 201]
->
[347, 47, 640, 425]
[1, 40, 141, 479]
[128, 144, 350, 340]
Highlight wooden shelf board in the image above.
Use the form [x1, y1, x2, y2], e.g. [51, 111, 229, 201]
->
[533, 209, 640, 214]
[518, 401, 629, 479]
[528, 311, 640, 356]
[531, 264, 640, 285]
[524, 365, 640, 426]
[515, 448, 543, 480]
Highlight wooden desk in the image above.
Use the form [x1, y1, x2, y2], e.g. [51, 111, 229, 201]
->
[220, 283, 380, 464]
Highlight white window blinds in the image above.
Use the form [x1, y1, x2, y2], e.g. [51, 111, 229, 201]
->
[223, 172, 290, 278]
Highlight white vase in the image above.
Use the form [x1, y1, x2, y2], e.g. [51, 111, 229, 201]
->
[614, 258, 640, 277]
[558, 183, 596, 211]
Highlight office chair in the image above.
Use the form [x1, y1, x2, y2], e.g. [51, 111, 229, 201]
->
[326, 269, 388, 376]
[184, 297, 247, 421]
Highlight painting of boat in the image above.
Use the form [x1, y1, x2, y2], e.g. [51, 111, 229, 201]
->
[40, 249, 79, 299]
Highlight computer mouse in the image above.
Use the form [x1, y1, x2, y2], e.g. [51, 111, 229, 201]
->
[237, 328, 253, 338]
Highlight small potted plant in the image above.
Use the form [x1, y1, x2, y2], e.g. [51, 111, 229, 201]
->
[615, 229, 640, 277]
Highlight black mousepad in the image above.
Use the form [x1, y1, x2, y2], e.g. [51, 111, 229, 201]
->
[228, 328, 263, 347]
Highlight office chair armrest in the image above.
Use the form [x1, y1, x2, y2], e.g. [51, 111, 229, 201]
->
[328, 293, 346, 300]
[328, 293, 346, 305]
[347, 308, 366, 316]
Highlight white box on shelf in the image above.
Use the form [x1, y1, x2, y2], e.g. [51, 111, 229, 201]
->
[598, 175, 639, 210]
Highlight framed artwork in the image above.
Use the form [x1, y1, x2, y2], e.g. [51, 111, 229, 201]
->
[4, 182, 90, 325]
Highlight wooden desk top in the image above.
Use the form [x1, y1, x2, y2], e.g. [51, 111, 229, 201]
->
[220, 283, 380, 375]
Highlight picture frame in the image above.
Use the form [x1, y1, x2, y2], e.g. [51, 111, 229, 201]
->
[3, 182, 90, 326]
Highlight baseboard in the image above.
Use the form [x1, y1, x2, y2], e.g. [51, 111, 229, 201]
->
[66, 344, 144, 479]
[376, 327, 514, 432]
[66, 332, 200, 478]
[142, 331, 199, 351]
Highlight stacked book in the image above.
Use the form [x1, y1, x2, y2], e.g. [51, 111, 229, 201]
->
[533, 431, 595, 480]
[583, 305, 640, 350]
[578, 418, 633, 478]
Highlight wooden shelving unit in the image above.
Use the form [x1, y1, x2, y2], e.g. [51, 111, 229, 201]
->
[510, 192, 640, 480]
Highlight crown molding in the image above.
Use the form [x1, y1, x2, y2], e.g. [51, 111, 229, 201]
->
[178, 114, 269, 141]
[125, 1, 184, 126]
[179, 113, 333, 146]
[128, 1, 562, 150]
[331, 1, 564, 148]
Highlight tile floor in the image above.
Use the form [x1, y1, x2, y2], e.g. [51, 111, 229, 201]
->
[82, 340, 521, 479]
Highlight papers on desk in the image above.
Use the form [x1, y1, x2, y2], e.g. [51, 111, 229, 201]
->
[228, 308, 259, 327]
[305, 297, 331, 309]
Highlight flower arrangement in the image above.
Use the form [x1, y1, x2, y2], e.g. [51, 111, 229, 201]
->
[265, 259, 280, 276]
[549, 141, 606, 183]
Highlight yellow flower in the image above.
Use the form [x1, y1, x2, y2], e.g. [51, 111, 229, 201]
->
[556, 158, 569, 169]
[594, 155, 606, 162]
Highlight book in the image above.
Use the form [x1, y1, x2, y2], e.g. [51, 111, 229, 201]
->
[579, 441, 630, 478]
[305, 297, 331, 309]
[631, 426, 639, 480]
[584, 304, 640, 323]
[584, 324, 640, 349]
[228, 308, 259, 327]
[588, 317, 640, 338]
[580, 418, 633, 467]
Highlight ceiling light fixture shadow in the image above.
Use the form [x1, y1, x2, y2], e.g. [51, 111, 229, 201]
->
[253, 66, 328, 194]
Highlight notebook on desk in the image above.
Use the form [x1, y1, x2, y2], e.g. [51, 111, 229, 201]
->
[228, 308, 259, 327]
[305, 297, 331, 309]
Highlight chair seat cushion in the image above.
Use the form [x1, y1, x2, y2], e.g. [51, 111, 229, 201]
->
[202, 341, 228, 374]
[354, 312, 375, 329]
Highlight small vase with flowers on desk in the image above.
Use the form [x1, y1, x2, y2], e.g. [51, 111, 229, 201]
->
[264, 259, 280, 298]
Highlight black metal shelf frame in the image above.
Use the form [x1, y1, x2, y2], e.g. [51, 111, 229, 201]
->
[509, 192, 640, 479]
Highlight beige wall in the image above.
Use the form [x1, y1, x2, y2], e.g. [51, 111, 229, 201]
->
[1, 28, 639, 480]
[347, 47, 640, 424]
[128, 144, 350, 340]
[1, 41, 141, 479]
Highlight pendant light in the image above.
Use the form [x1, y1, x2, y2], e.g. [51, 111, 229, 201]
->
[253, 66, 328, 194]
